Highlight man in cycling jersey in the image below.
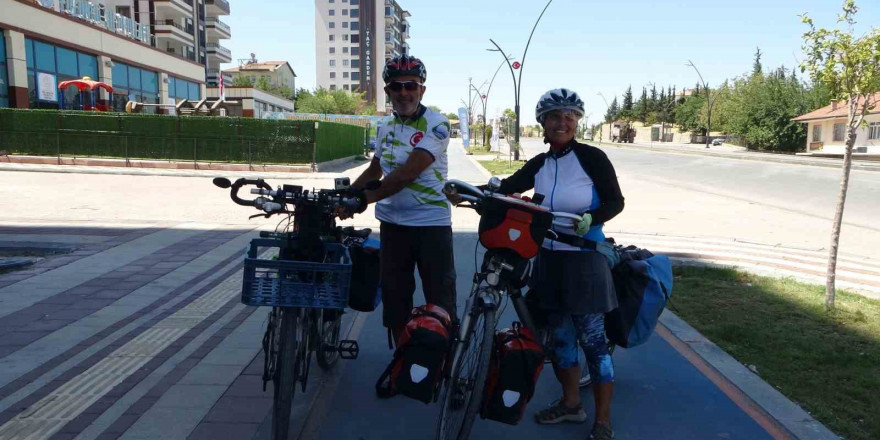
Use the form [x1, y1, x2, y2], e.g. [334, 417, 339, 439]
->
[339, 55, 457, 347]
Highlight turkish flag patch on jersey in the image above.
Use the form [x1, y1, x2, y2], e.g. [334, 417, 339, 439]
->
[410, 132, 424, 147]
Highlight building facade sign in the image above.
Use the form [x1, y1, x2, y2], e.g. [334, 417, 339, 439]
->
[38, 0, 152, 44]
[359, 0, 376, 104]
[37, 72, 58, 102]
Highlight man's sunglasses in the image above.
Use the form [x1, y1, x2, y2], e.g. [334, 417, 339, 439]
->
[387, 81, 421, 92]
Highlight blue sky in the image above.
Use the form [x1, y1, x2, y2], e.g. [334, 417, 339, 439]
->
[224, 0, 879, 123]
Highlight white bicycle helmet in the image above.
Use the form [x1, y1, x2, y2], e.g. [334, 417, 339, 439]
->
[535, 88, 585, 124]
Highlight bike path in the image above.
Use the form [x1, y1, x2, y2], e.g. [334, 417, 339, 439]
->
[298, 232, 823, 440]
[0, 218, 837, 439]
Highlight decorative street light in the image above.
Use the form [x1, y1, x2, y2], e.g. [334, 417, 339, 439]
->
[487, 0, 554, 161]
[686, 60, 716, 148]
[468, 55, 514, 149]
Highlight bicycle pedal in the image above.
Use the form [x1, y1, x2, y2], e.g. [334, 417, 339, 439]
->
[338, 340, 359, 359]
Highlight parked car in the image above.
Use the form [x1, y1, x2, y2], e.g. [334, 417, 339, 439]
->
[712, 138, 724, 146]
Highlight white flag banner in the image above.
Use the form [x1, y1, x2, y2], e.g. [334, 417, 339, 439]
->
[490, 118, 500, 152]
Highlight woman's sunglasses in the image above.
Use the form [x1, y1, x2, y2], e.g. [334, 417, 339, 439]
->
[387, 81, 421, 92]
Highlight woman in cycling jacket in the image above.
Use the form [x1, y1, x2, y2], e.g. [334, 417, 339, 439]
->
[479, 88, 624, 439]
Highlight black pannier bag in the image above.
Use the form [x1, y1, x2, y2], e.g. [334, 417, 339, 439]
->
[347, 237, 381, 312]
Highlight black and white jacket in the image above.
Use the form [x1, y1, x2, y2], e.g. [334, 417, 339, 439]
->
[498, 140, 625, 251]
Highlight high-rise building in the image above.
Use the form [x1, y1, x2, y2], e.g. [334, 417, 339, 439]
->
[0, 0, 231, 111]
[315, 0, 410, 114]
[126, 0, 232, 86]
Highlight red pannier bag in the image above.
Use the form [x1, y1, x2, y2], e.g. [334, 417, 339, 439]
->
[375, 304, 453, 403]
[480, 323, 545, 424]
[477, 194, 553, 259]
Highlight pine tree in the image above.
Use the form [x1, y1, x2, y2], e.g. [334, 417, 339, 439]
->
[605, 97, 620, 122]
[637, 87, 649, 123]
[753, 47, 764, 77]
[650, 84, 658, 112]
[622, 86, 634, 111]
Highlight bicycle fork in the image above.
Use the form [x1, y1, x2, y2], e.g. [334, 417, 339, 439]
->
[446, 283, 498, 382]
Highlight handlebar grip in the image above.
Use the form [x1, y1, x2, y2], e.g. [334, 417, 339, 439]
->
[263, 202, 283, 212]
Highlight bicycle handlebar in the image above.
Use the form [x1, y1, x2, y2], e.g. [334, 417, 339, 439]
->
[444, 179, 582, 226]
[213, 176, 360, 217]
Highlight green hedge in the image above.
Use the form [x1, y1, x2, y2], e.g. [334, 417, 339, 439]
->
[0, 109, 365, 165]
[314, 121, 367, 163]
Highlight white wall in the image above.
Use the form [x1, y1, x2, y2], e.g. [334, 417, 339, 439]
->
[807, 114, 880, 154]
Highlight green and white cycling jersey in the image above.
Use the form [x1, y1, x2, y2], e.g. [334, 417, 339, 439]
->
[374, 105, 452, 226]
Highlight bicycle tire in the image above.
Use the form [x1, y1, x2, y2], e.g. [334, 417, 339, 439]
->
[436, 307, 495, 440]
[271, 307, 299, 440]
[297, 309, 311, 392]
[315, 311, 342, 370]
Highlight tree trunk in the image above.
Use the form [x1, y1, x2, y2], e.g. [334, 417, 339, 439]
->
[825, 109, 859, 309]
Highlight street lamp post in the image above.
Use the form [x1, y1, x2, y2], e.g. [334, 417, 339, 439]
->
[686, 60, 716, 148]
[470, 84, 488, 146]
[466, 78, 486, 147]
[488, 0, 553, 161]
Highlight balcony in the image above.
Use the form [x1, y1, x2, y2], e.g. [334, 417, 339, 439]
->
[206, 68, 221, 86]
[153, 0, 193, 18]
[155, 19, 194, 45]
[206, 0, 230, 16]
[166, 46, 196, 62]
[205, 17, 232, 40]
[206, 43, 232, 63]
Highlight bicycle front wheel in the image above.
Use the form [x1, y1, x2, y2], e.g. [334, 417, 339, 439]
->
[271, 307, 299, 440]
[436, 307, 495, 440]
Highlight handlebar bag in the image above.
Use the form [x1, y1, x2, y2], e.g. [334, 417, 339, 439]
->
[375, 304, 453, 403]
[478, 195, 553, 259]
[480, 323, 545, 425]
[605, 247, 673, 348]
[347, 238, 382, 312]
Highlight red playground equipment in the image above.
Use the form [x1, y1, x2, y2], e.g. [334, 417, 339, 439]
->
[58, 76, 114, 111]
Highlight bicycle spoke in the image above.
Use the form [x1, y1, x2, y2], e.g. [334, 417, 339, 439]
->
[437, 304, 495, 440]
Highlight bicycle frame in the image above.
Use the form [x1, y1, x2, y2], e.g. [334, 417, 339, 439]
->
[446, 253, 541, 384]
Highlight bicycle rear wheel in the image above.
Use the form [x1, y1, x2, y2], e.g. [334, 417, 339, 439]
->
[436, 307, 495, 440]
[272, 307, 299, 440]
[315, 310, 342, 370]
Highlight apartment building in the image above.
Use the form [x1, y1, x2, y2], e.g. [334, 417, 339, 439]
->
[314, 0, 410, 114]
[0, 0, 231, 111]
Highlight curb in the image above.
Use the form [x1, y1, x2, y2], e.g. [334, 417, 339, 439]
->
[458, 144, 493, 181]
[0, 154, 314, 173]
[659, 310, 840, 440]
[0, 258, 36, 270]
[0, 159, 363, 180]
[594, 142, 880, 172]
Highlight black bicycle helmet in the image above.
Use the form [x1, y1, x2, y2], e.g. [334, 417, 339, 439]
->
[382, 55, 427, 83]
[535, 88, 585, 124]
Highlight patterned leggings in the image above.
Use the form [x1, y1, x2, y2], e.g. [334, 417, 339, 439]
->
[551, 313, 614, 383]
